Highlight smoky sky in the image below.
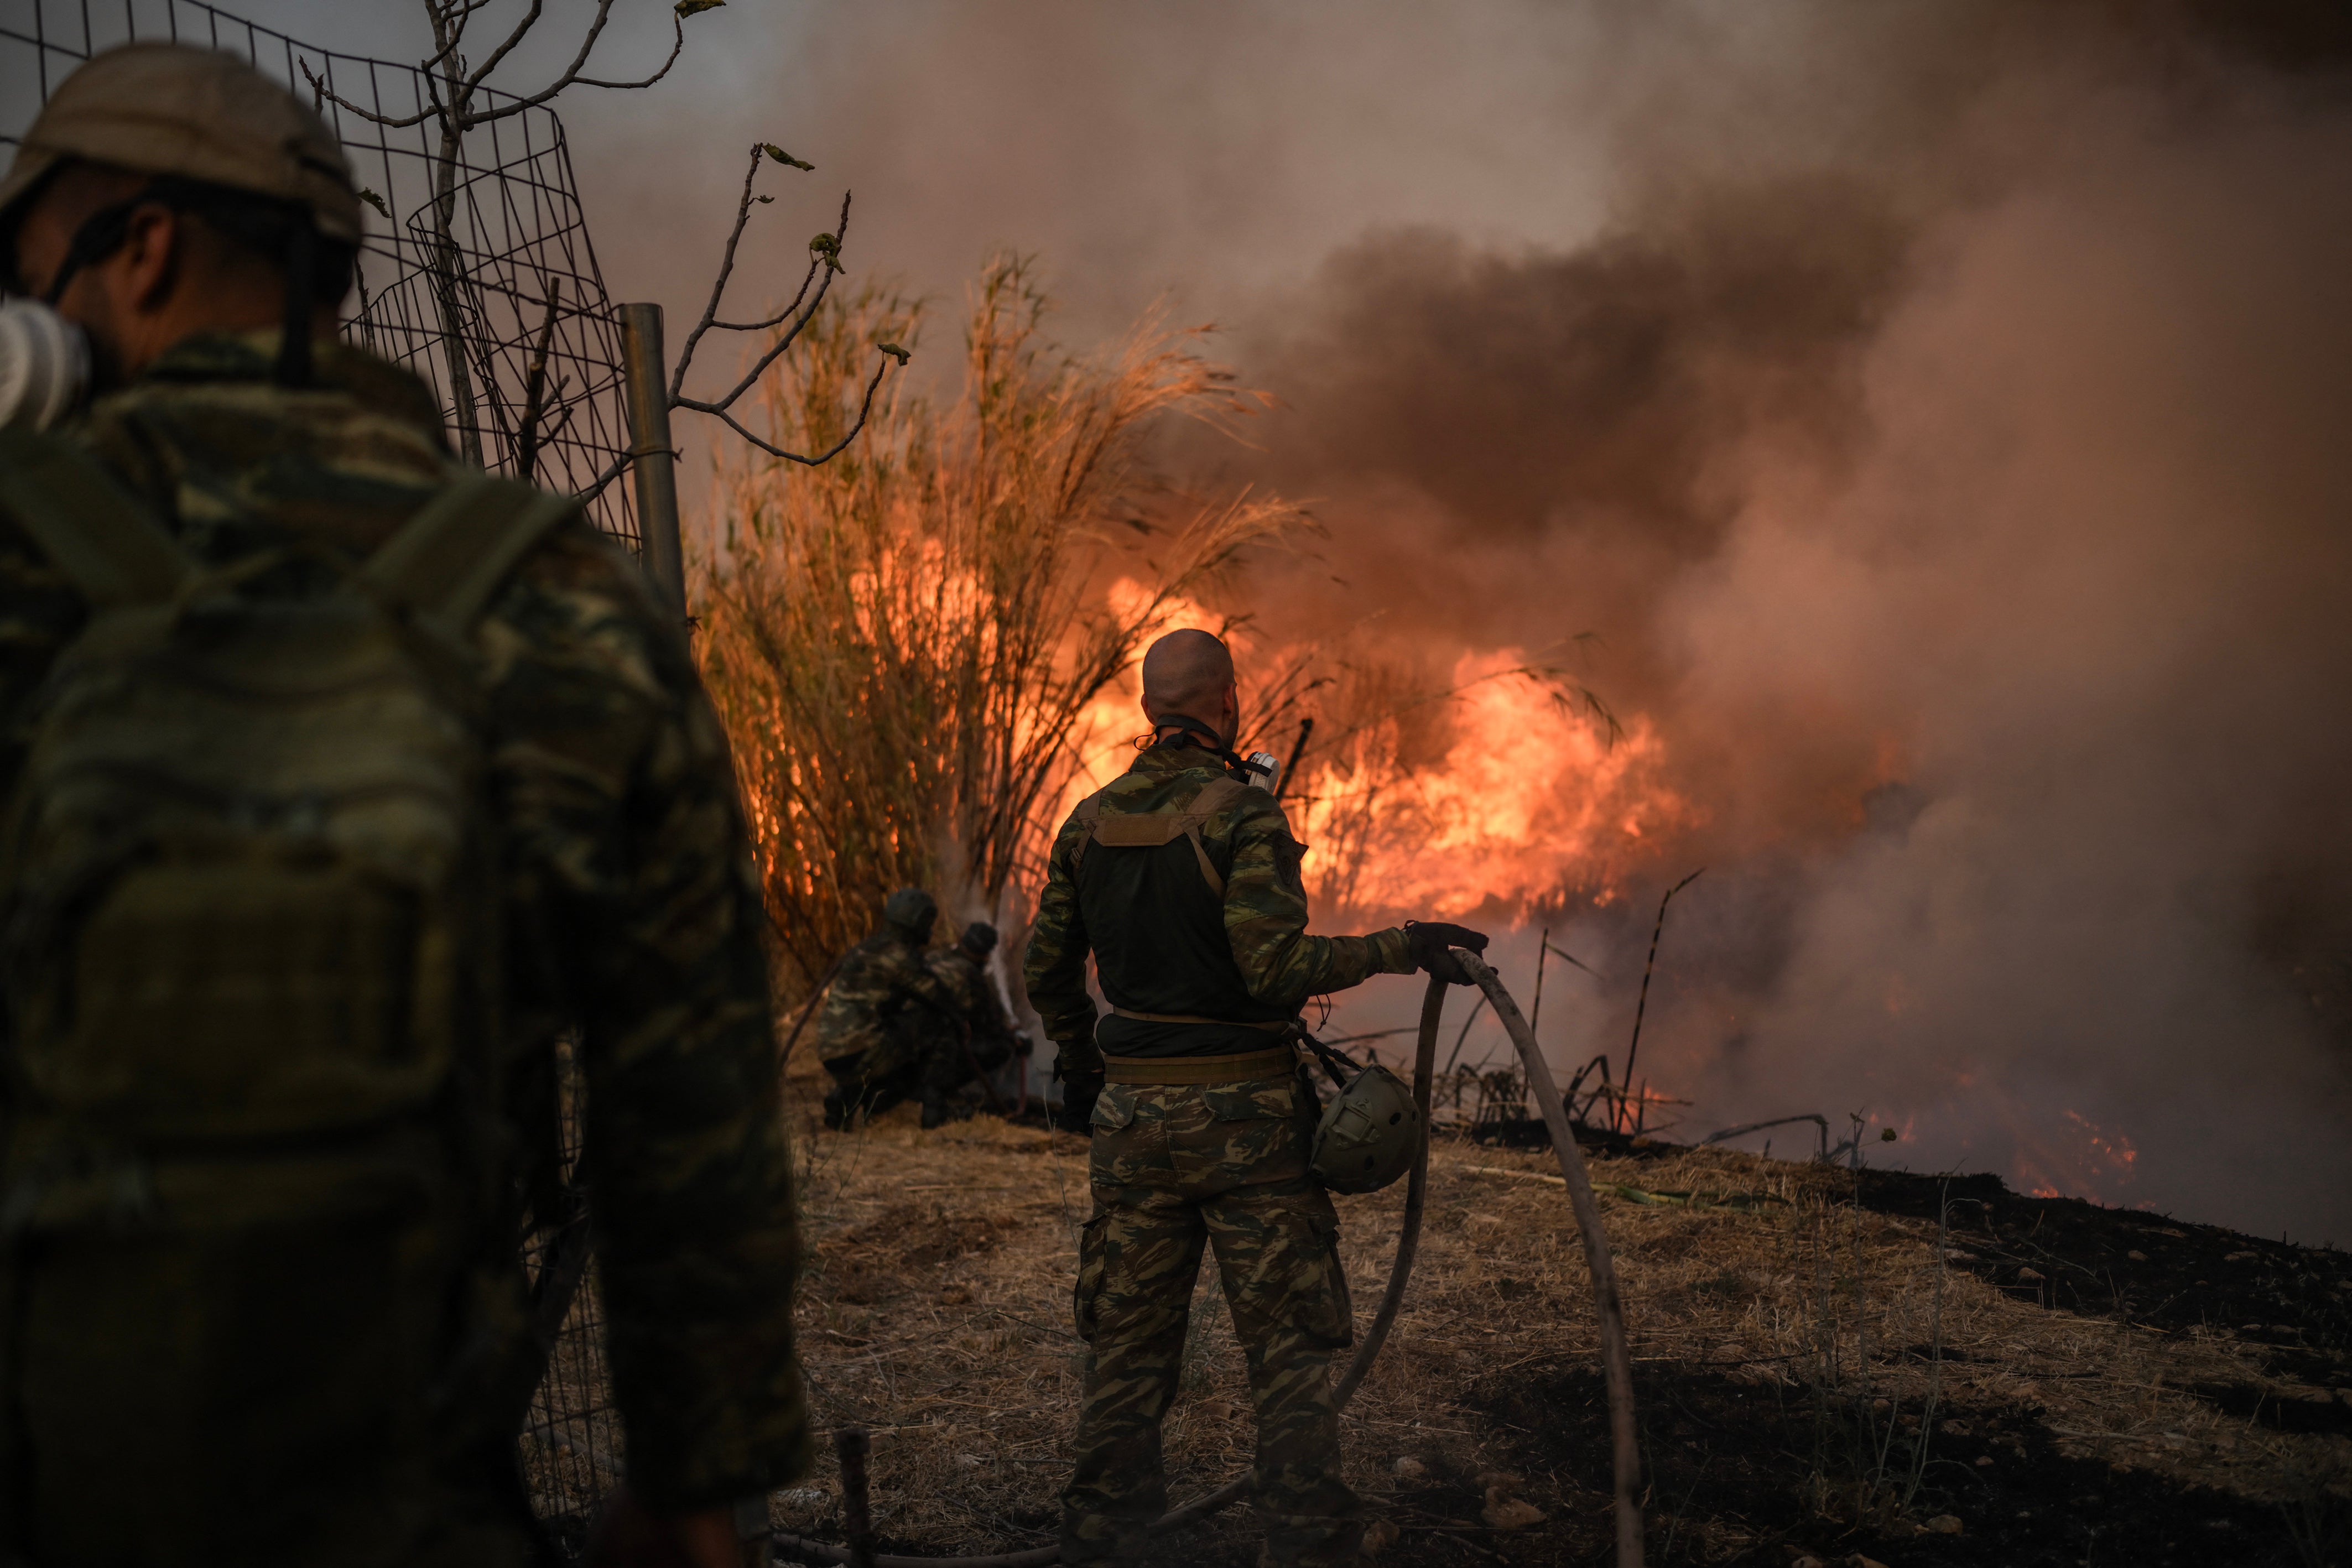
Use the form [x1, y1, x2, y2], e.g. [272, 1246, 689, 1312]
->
[96, 2, 2352, 1239]
[1213, 8, 2352, 1241]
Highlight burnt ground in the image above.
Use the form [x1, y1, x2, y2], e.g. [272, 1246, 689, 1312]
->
[1851, 1166, 2352, 1408]
[758, 1091, 2352, 1568]
[1376, 1131, 2352, 1566]
[1445, 1365, 2339, 1567]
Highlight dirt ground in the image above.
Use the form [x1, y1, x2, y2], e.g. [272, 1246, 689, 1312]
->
[759, 1072, 2352, 1567]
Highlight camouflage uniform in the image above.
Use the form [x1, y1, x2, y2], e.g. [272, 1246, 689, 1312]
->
[814, 927, 958, 1126]
[926, 942, 1014, 1043]
[1024, 740, 1414, 1566]
[920, 944, 1018, 1103]
[0, 331, 808, 1565]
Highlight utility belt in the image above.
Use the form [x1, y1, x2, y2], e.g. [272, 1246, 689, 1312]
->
[1101, 1046, 1298, 1086]
[1100, 1008, 1299, 1085]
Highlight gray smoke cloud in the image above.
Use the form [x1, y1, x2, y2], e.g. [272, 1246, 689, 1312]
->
[204, 2, 2352, 1237]
[1222, 10, 2352, 1241]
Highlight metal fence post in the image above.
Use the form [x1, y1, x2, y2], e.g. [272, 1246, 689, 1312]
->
[617, 303, 687, 621]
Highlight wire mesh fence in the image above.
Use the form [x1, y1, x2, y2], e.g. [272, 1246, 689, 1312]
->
[519, 1041, 625, 1555]
[2, 0, 629, 1543]
[1, 0, 643, 547]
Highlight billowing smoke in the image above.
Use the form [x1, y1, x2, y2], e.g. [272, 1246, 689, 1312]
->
[372, 0, 2351, 1237]
[1225, 9, 2352, 1241]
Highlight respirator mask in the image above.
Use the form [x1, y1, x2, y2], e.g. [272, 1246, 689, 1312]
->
[0, 298, 91, 431]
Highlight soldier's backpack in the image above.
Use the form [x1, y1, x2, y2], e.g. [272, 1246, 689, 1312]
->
[0, 428, 573, 1555]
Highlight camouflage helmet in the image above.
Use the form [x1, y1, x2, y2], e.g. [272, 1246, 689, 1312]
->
[0, 43, 364, 245]
[958, 921, 998, 958]
[1309, 1062, 1421, 1195]
[881, 886, 937, 940]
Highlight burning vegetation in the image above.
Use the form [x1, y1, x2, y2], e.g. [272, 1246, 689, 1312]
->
[693, 257, 1303, 991]
[660, 2, 2352, 1559]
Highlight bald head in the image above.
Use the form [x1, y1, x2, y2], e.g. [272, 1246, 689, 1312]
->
[1141, 629, 1238, 744]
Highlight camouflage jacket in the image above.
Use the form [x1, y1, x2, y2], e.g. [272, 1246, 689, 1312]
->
[1024, 740, 1413, 1069]
[0, 332, 808, 1512]
[926, 946, 1017, 1043]
[815, 927, 959, 1069]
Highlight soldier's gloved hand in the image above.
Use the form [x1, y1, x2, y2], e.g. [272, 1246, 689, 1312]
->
[1053, 1069, 1104, 1133]
[1406, 920, 1489, 986]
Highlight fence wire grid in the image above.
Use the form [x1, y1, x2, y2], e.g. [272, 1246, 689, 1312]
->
[2, 0, 634, 1541]
[1, 0, 644, 549]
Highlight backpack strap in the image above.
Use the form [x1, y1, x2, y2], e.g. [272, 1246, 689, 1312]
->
[1071, 775, 1260, 899]
[1068, 789, 1109, 879]
[0, 428, 195, 608]
[362, 472, 580, 635]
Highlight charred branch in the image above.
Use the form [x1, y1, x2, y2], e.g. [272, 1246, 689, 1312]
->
[1619, 867, 1703, 1132]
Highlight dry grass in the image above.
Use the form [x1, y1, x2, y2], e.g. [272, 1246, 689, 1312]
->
[762, 1060, 2352, 1563]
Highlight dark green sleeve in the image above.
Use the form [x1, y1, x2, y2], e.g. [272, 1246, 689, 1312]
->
[1022, 812, 1102, 1076]
[1221, 796, 1413, 1008]
[487, 525, 809, 1509]
[0, 512, 87, 804]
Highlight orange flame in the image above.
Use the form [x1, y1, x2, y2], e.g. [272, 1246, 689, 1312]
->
[2011, 1107, 2140, 1206]
[1046, 635, 1694, 922]
[1297, 650, 1693, 920]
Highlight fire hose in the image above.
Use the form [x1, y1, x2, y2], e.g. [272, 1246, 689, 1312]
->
[1457, 949, 1644, 1568]
[773, 960, 1642, 1568]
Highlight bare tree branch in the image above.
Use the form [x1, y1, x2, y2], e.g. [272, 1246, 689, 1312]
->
[673, 190, 854, 415]
[310, 4, 682, 132]
[326, 0, 890, 499]
[712, 264, 821, 334]
[466, 9, 687, 126]
[461, 0, 546, 93]
[415, 0, 492, 75]
[570, 27, 686, 92]
[670, 275, 838, 415]
[705, 356, 893, 467]
[666, 144, 768, 402]
[668, 163, 839, 404]
[301, 59, 437, 129]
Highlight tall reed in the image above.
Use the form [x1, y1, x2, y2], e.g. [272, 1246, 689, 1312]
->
[695, 257, 1301, 992]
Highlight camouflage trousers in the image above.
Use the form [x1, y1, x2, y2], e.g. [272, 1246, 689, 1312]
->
[1062, 1071, 1359, 1567]
[822, 1025, 1007, 1128]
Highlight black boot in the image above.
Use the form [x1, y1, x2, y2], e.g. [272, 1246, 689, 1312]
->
[919, 1087, 949, 1130]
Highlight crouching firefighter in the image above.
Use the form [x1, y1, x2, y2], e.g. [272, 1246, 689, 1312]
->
[815, 887, 962, 1129]
[918, 921, 1031, 1126]
[1023, 628, 1486, 1568]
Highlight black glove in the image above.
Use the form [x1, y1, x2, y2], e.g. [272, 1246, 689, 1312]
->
[1406, 920, 1489, 986]
[1053, 1069, 1104, 1133]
